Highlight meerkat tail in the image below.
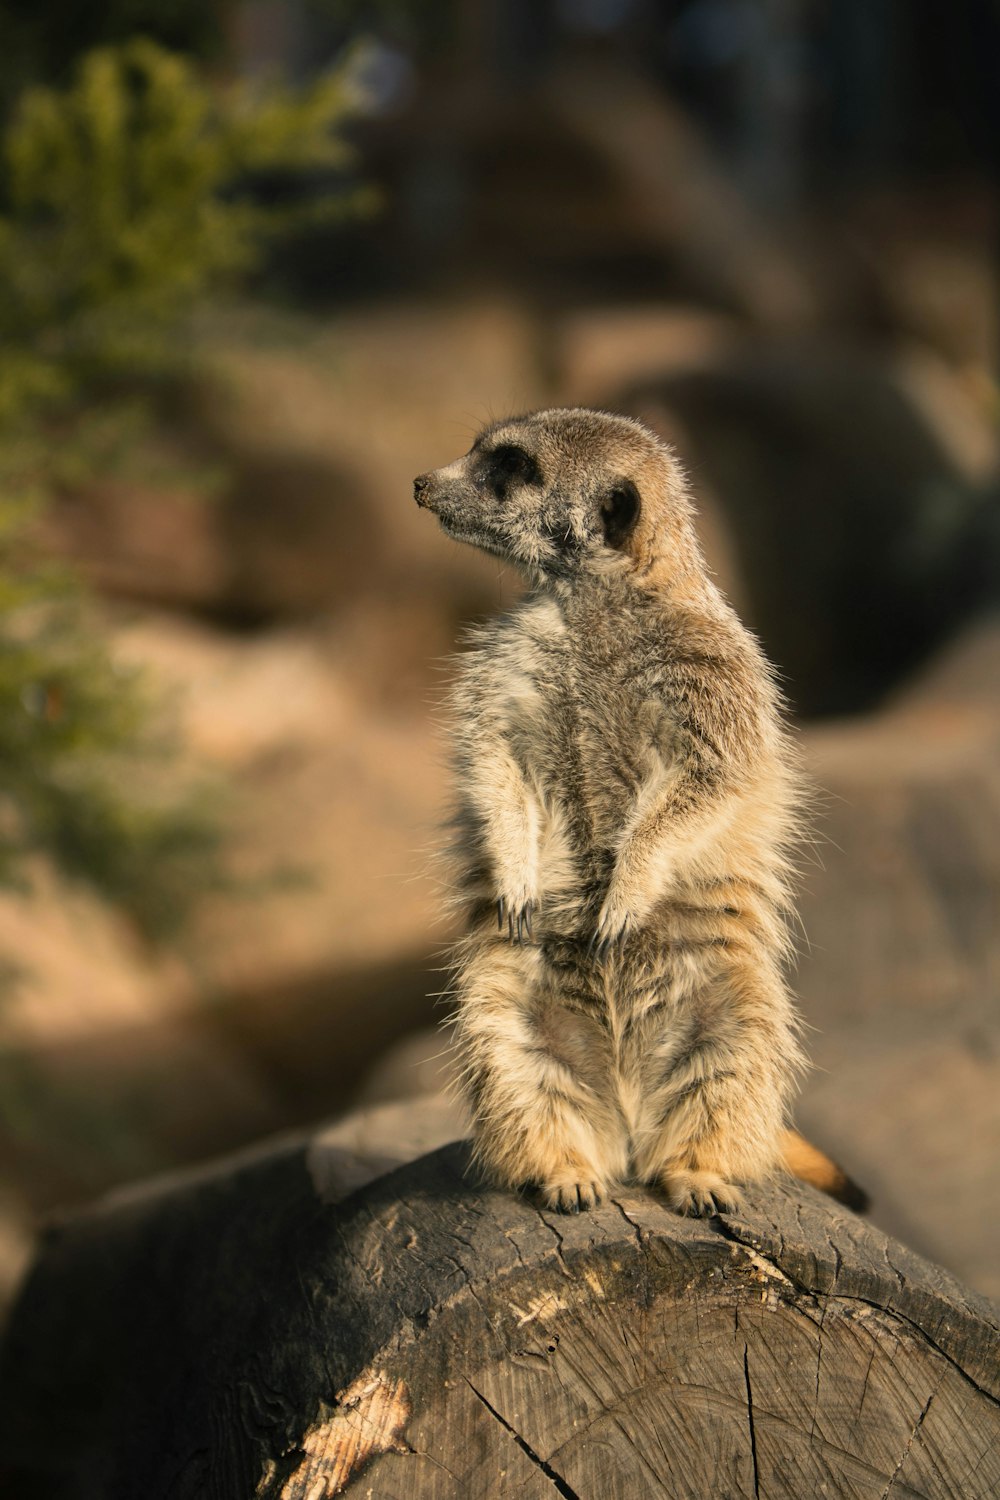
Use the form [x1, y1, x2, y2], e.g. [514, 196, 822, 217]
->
[779, 1128, 870, 1212]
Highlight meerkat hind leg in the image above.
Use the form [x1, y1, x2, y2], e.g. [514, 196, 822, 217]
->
[658, 1168, 743, 1218]
[632, 958, 796, 1216]
[456, 942, 627, 1213]
[631, 1060, 768, 1218]
[528, 996, 629, 1212]
[539, 1173, 606, 1215]
[514, 1061, 628, 1215]
[503, 1089, 626, 1216]
[630, 1054, 750, 1217]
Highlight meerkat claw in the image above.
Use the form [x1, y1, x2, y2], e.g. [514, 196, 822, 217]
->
[661, 1171, 743, 1218]
[498, 898, 536, 945]
[591, 912, 629, 963]
[540, 1178, 605, 1213]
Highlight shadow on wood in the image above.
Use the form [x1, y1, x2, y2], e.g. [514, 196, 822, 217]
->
[0, 1097, 997, 1499]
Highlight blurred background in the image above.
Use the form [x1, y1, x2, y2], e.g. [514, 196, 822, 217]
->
[0, 0, 996, 1305]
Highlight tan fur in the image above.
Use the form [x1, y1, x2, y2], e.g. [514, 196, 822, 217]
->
[415, 408, 856, 1217]
[780, 1129, 869, 1211]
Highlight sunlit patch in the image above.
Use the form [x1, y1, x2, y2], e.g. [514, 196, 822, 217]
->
[271, 1373, 411, 1498]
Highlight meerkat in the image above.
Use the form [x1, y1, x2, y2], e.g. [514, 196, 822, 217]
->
[415, 407, 863, 1217]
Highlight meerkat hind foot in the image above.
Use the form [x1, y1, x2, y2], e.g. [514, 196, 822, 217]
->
[538, 1176, 606, 1214]
[659, 1169, 743, 1218]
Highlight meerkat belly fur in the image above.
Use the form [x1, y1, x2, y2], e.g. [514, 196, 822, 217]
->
[416, 407, 848, 1217]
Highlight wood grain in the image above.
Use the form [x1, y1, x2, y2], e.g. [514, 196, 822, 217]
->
[0, 1102, 997, 1499]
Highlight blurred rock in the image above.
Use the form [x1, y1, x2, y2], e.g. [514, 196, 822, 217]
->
[796, 616, 1000, 1297]
[307, 1092, 468, 1200]
[108, 608, 451, 1002]
[624, 344, 1000, 716]
[892, 346, 1000, 485]
[356, 1024, 456, 1107]
[112, 614, 352, 768]
[202, 298, 545, 612]
[876, 229, 998, 373]
[0, 604, 453, 1264]
[547, 59, 820, 329]
[798, 617, 999, 1034]
[554, 304, 735, 406]
[44, 445, 381, 623]
[43, 298, 547, 630]
[0, 1189, 33, 1313]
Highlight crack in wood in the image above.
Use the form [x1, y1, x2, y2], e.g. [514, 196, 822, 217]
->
[500, 1226, 528, 1267]
[712, 1216, 1000, 1409]
[830, 1240, 843, 1284]
[742, 1343, 761, 1499]
[857, 1339, 878, 1425]
[965, 1434, 998, 1487]
[882, 1245, 907, 1298]
[826, 1294, 1000, 1410]
[809, 1303, 827, 1443]
[465, 1379, 583, 1500]
[878, 1390, 935, 1499]
[535, 1209, 573, 1278]
[408, 1446, 462, 1484]
[609, 1198, 647, 1251]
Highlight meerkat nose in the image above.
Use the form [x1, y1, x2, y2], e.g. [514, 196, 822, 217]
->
[413, 473, 432, 507]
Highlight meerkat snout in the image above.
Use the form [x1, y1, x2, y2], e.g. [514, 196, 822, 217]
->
[414, 409, 705, 580]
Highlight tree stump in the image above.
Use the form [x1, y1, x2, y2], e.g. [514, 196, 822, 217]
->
[1, 1097, 998, 1499]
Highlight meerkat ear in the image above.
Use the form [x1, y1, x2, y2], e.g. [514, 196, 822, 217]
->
[600, 479, 640, 550]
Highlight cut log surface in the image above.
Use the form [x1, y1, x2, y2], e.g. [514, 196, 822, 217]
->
[1, 1097, 998, 1500]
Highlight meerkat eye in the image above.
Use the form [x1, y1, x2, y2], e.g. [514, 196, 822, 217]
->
[600, 479, 640, 549]
[485, 443, 542, 495]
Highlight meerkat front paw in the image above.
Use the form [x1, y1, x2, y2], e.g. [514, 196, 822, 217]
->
[538, 1176, 606, 1214]
[659, 1169, 743, 1218]
[496, 894, 537, 944]
[589, 897, 632, 961]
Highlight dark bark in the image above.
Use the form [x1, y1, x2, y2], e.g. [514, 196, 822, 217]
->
[0, 1101, 997, 1499]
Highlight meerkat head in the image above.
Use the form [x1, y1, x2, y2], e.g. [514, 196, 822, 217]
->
[414, 407, 697, 583]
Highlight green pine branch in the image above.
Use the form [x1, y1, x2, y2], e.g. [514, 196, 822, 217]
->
[0, 38, 372, 940]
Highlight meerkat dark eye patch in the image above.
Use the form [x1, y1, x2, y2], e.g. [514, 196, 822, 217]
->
[600, 479, 640, 549]
[483, 443, 542, 498]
